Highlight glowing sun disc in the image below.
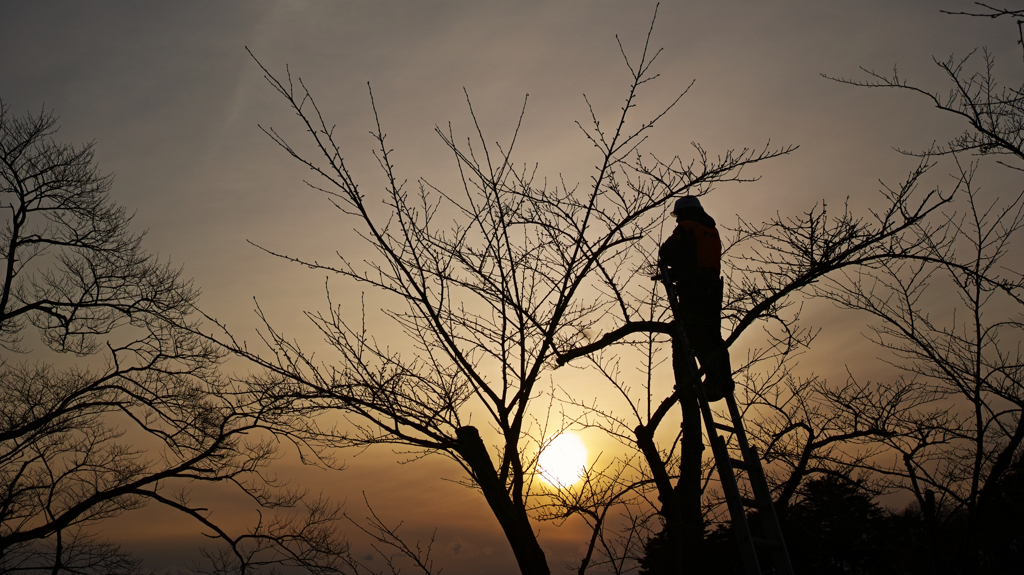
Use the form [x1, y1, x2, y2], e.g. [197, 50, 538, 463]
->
[538, 433, 588, 487]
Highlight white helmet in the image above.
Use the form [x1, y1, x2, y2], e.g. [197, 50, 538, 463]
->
[671, 196, 702, 216]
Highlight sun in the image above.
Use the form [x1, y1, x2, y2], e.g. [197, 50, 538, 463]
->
[538, 432, 588, 488]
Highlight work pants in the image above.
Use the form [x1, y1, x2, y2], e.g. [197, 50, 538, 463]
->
[675, 277, 733, 395]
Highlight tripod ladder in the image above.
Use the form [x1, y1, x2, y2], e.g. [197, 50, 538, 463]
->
[659, 263, 794, 575]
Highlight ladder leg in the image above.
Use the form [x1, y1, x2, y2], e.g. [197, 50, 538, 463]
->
[722, 393, 795, 575]
[659, 265, 794, 575]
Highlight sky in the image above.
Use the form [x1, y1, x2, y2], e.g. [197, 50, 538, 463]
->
[1, 1, 1017, 573]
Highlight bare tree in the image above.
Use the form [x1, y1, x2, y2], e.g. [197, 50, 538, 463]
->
[2, 529, 149, 575]
[554, 6, 1024, 570]
[225, 5, 1000, 570]
[808, 8, 1024, 569]
[556, 154, 957, 572]
[0, 101, 353, 574]
[942, 2, 1024, 63]
[810, 168, 1024, 569]
[226, 10, 805, 573]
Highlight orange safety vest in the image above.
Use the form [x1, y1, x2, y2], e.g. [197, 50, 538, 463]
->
[678, 220, 721, 271]
[665, 219, 721, 273]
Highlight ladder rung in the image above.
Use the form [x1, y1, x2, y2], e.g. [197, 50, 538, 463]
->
[714, 422, 737, 434]
[729, 457, 753, 471]
[741, 497, 769, 509]
[751, 536, 781, 549]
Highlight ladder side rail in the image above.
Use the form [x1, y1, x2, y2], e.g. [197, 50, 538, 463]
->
[670, 288, 763, 574]
[724, 380, 796, 575]
[710, 434, 762, 575]
[670, 286, 764, 573]
[659, 263, 764, 575]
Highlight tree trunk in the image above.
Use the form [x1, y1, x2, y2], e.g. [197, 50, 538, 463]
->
[671, 334, 707, 568]
[640, 332, 708, 573]
[455, 426, 550, 575]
